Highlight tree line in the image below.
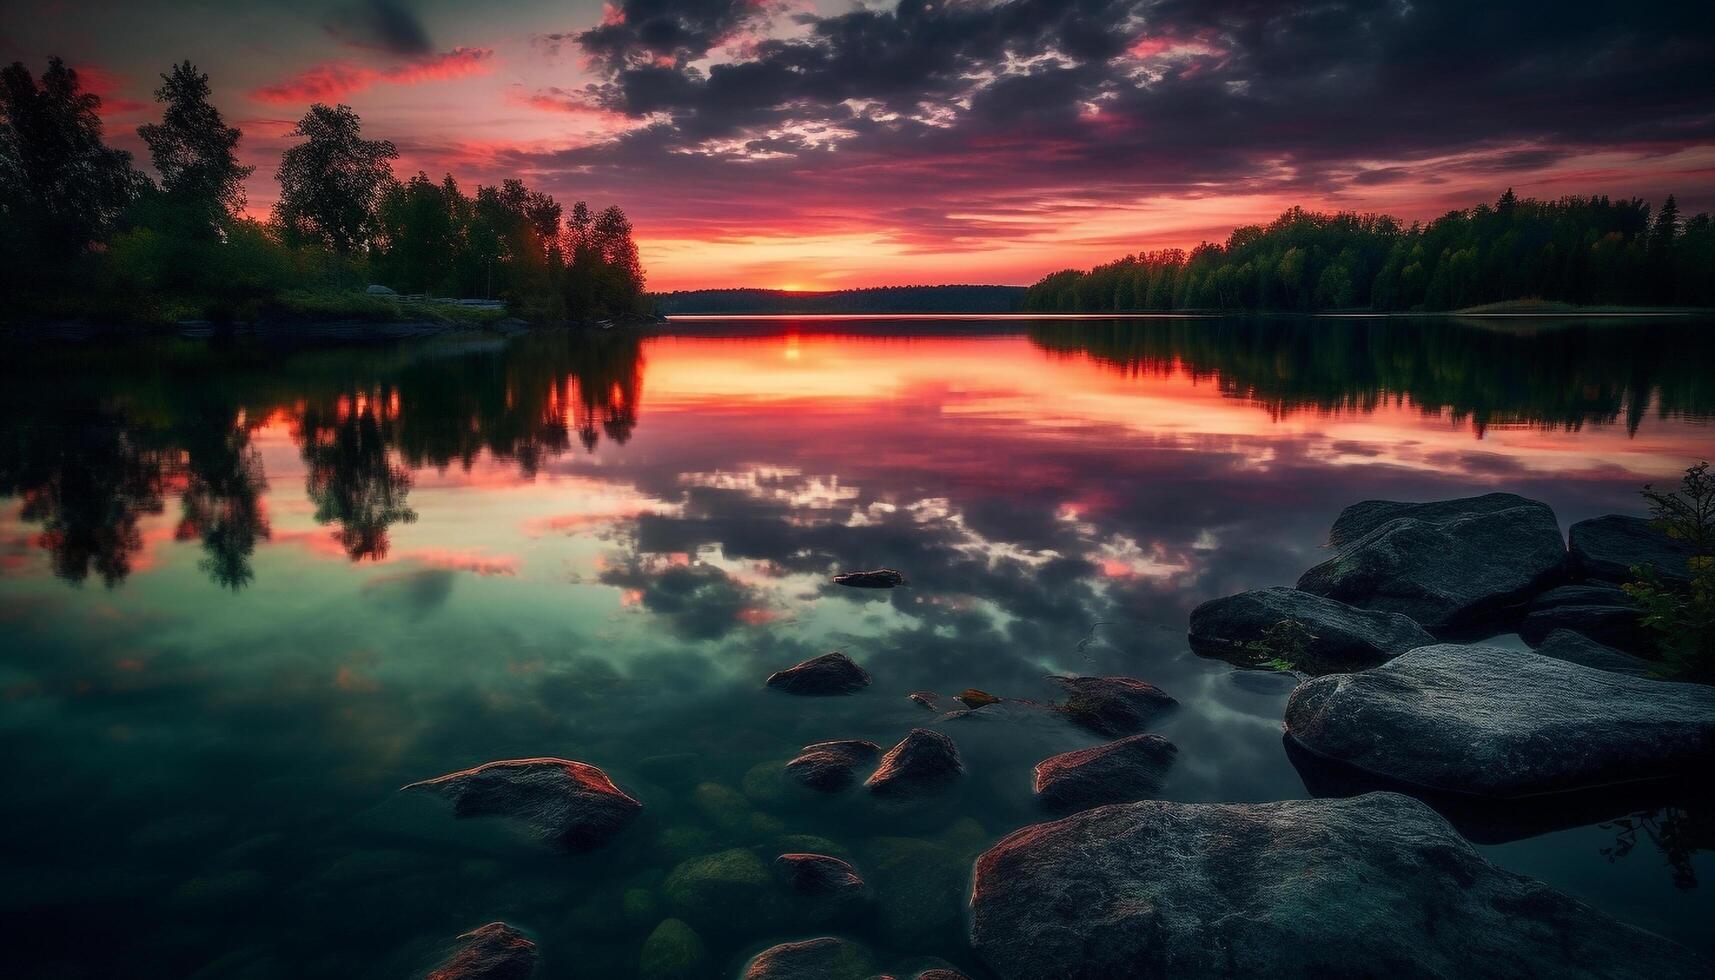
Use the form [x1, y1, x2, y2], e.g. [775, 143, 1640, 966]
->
[0, 58, 647, 324]
[654, 284, 1027, 315]
[1024, 191, 1715, 313]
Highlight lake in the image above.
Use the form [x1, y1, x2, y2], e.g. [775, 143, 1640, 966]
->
[1, 316, 1712, 978]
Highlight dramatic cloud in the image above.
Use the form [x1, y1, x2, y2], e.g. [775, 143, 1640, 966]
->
[324, 0, 433, 56]
[250, 47, 494, 105]
[576, 0, 784, 71]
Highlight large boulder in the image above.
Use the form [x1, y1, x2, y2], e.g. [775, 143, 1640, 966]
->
[1187, 586, 1434, 673]
[1033, 734, 1177, 812]
[1285, 644, 1715, 797]
[1533, 628, 1655, 677]
[766, 652, 872, 695]
[865, 729, 964, 797]
[404, 758, 641, 850]
[968, 793, 1707, 980]
[1518, 583, 1648, 651]
[1050, 676, 1175, 736]
[784, 739, 881, 792]
[1569, 514, 1696, 587]
[744, 937, 874, 980]
[427, 922, 537, 980]
[1297, 492, 1567, 632]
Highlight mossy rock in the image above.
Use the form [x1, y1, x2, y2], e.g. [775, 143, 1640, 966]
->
[693, 781, 783, 836]
[663, 848, 773, 921]
[741, 760, 791, 807]
[863, 820, 988, 943]
[640, 918, 710, 980]
[657, 825, 715, 859]
[744, 937, 874, 980]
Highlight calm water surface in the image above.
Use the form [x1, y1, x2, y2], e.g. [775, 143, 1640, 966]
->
[2, 316, 1712, 978]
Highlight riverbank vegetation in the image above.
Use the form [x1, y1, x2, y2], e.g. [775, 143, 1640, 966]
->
[0, 59, 646, 326]
[1024, 191, 1715, 313]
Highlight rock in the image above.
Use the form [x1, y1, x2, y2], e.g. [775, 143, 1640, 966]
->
[915, 972, 971, 980]
[785, 740, 882, 792]
[1050, 676, 1175, 736]
[776, 853, 866, 897]
[1519, 583, 1648, 650]
[968, 793, 1707, 980]
[403, 758, 641, 851]
[865, 819, 988, 944]
[365, 284, 398, 295]
[744, 938, 875, 980]
[427, 922, 537, 980]
[1187, 586, 1435, 673]
[1534, 628, 1655, 677]
[639, 919, 708, 980]
[865, 729, 964, 797]
[907, 691, 941, 711]
[692, 782, 781, 834]
[832, 568, 907, 588]
[1285, 644, 1715, 797]
[1569, 514, 1696, 587]
[955, 688, 1001, 709]
[1033, 734, 1178, 812]
[663, 848, 773, 924]
[622, 887, 658, 925]
[766, 652, 872, 695]
[1297, 492, 1567, 631]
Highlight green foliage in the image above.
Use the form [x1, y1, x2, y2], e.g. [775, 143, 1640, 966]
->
[1025, 191, 1715, 312]
[272, 103, 398, 255]
[1244, 618, 1315, 672]
[137, 61, 252, 239]
[1622, 461, 1715, 683]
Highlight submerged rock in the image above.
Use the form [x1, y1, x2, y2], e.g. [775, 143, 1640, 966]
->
[403, 758, 641, 851]
[1285, 644, 1715, 797]
[1534, 628, 1655, 677]
[776, 853, 866, 897]
[970, 793, 1708, 980]
[955, 688, 1001, 709]
[1033, 734, 1178, 812]
[1569, 514, 1696, 586]
[832, 568, 908, 589]
[865, 818, 989, 944]
[744, 937, 875, 980]
[427, 922, 537, 980]
[1050, 676, 1175, 736]
[865, 729, 964, 797]
[915, 972, 971, 980]
[785, 739, 882, 792]
[1298, 492, 1567, 631]
[639, 919, 708, 980]
[1188, 586, 1434, 673]
[766, 652, 872, 695]
[663, 848, 773, 925]
[907, 691, 942, 711]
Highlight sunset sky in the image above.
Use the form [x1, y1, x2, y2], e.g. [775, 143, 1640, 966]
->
[8, 0, 1714, 290]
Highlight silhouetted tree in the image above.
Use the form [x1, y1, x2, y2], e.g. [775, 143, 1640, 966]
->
[273, 103, 397, 255]
[137, 61, 252, 239]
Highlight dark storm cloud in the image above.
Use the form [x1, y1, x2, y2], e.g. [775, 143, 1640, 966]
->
[324, 0, 433, 56]
[551, 0, 1715, 205]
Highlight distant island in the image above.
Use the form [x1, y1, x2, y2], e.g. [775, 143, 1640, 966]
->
[1025, 191, 1714, 314]
[654, 285, 1026, 315]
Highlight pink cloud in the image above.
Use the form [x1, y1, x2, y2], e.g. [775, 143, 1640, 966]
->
[78, 66, 150, 117]
[250, 48, 494, 105]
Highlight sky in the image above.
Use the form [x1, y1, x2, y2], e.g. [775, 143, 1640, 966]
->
[6, 0, 1714, 290]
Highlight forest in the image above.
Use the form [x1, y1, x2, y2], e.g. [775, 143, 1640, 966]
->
[1023, 191, 1715, 313]
[0, 58, 647, 325]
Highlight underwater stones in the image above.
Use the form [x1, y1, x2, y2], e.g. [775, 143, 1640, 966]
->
[907, 691, 941, 711]
[865, 819, 988, 943]
[955, 688, 1001, 709]
[1569, 514, 1697, 587]
[692, 782, 781, 834]
[766, 652, 873, 696]
[1284, 644, 1715, 797]
[785, 740, 882, 792]
[776, 853, 866, 897]
[1297, 492, 1567, 631]
[639, 919, 708, 980]
[1033, 734, 1178, 812]
[663, 848, 773, 923]
[1050, 675, 1175, 736]
[403, 758, 641, 851]
[744, 937, 875, 980]
[427, 922, 537, 980]
[914, 972, 971, 980]
[1188, 586, 1434, 673]
[1533, 628, 1655, 677]
[968, 793, 1709, 980]
[864, 729, 964, 797]
[832, 568, 908, 589]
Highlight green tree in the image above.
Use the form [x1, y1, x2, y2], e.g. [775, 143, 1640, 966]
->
[137, 61, 252, 239]
[272, 103, 397, 255]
